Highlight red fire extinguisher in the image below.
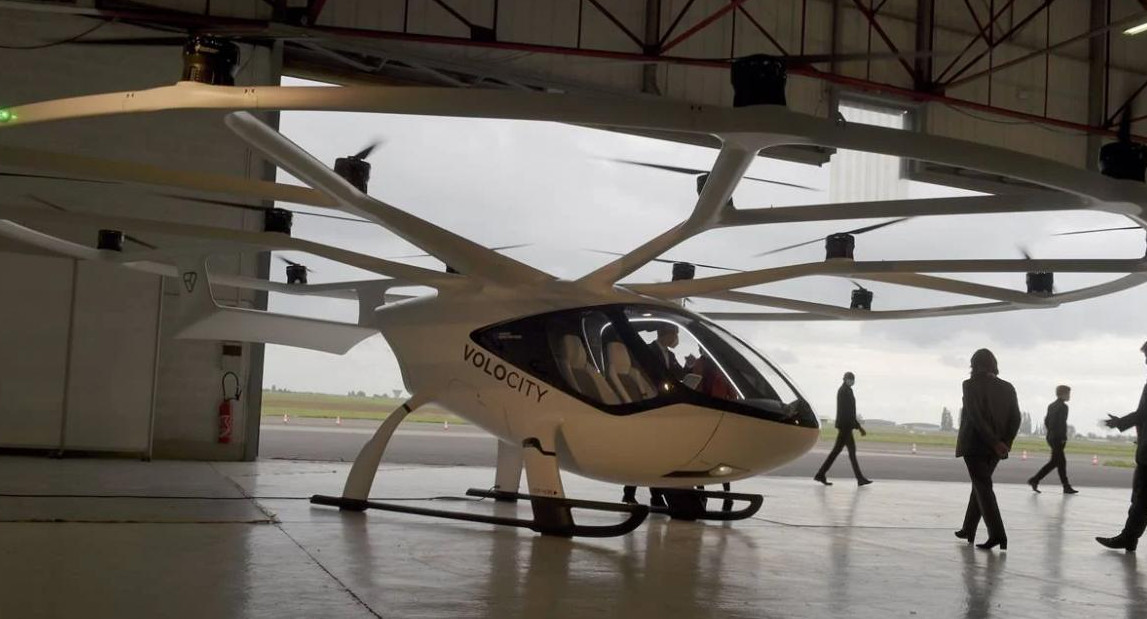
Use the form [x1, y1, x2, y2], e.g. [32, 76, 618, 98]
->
[220, 372, 241, 444]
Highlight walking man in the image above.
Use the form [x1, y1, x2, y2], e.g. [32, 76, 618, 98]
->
[814, 372, 872, 486]
[1097, 341, 1147, 552]
[1028, 385, 1079, 494]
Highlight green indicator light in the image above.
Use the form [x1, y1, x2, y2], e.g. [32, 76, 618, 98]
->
[0, 109, 12, 123]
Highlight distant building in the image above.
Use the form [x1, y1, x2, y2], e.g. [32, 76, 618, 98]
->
[863, 419, 898, 427]
[902, 422, 941, 432]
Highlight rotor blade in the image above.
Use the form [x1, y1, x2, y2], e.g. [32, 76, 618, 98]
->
[353, 140, 383, 160]
[27, 194, 156, 249]
[1018, 246, 1033, 260]
[277, 255, 314, 272]
[783, 49, 943, 65]
[754, 218, 910, 257]
[1054, 226, 1142, 236]
[847, 217, 911, 235]
[753, 237, 823, 258]
[587, 249, 743, 272]
[609, 159, 817, 191]
[68, 36, 190, 46]
[388, 243, 531, 260]
[159, 194, 377, 224]
[0, 170, 115, 184]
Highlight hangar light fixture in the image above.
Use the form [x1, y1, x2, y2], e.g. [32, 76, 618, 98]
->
[1125, 19, 1147, 35]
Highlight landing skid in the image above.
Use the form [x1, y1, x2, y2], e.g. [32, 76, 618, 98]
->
[650, 487, 764, 522]
[311, 491, 648, 538]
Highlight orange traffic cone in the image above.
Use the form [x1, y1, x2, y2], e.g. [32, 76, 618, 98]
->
[282, 414, 289, 424]
[911, 443, 917, 455]
[1022, 450, 1028, 461]
[1092, 455, 1099, 466]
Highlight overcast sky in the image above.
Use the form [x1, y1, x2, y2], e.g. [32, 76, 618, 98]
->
[263, 78, 1147, 436]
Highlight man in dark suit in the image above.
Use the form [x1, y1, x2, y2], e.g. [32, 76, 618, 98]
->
[955, 349, 1022, 551]
[1097, 342, 1147, 552]
[648, 325, 687, 380]
[1028, 385, 1078, 494]
[814, 372, 872, 486]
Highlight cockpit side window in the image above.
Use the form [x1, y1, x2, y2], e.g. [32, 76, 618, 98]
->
[475, 309, 622, 406]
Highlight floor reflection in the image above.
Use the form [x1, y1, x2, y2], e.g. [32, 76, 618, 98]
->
[961, 545, 1004, 619]
[481, 514, 758, 619]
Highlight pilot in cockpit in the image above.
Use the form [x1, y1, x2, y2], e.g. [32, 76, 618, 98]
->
[648, 324, 695, 380]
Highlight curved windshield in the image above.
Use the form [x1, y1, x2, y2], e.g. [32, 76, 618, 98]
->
[472, 304, 813, 424]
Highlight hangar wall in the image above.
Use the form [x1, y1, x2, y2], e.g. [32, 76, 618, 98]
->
[0, 9, 281, 460]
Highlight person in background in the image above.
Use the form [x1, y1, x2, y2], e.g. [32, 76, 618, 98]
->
[813, 372, 872, 487]
[1097, 341, 1147, 553]
[1028, 385, 1079, 495]
[954, 349, 1021, 551]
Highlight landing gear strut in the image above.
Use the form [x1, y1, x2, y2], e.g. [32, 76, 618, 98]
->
[309, 399, 649, 537]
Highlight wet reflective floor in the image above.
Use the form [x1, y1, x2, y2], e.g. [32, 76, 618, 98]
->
[0, 456, 1142, 618]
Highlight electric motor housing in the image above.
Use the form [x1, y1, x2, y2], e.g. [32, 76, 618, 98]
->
[181, 36, 240, 86]
[825, 233, 856, 260]
[731, 55, 788, 108]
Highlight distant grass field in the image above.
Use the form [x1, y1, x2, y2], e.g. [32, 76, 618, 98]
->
[261, 392, 1138, 459]
[820, 426, 1137, 458]
[261, 391, 465, 424]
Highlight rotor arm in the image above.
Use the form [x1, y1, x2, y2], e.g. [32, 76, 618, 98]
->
[223, 111, 553, 286]
[578, 141, 761, 288]
[718, 194, 1091, 227]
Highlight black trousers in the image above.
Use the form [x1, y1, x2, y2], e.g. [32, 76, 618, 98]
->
[1032, 441, 1070, 486]
[961, 455, 1005, 540]
[1121, 464, 1147, 540]
[817, 429, 865, 479]
[621, 486, 664, 505]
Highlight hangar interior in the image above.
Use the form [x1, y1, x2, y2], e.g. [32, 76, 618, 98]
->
[0, 0, 1145, 617]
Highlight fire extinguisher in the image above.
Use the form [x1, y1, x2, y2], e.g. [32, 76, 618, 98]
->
[220, 371, 241, 444]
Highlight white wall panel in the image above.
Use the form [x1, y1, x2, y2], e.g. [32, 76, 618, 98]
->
[0, 9, 277, 459]
[63, 262, 160, 453]
[0, 253, 71, 449]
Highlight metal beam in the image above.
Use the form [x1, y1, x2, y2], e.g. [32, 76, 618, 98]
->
[662, 0, 747, 54]
[657, 0, 696, 50]
[735, 4, 788, 56]
[585, 0, 645, 50]
[935, 0, 1016, 84]
[915, 0, 935, 90]
[1087, 0, 1108, 171]
[851, 0, 916, 80]
[945, 10, 1147, 90]
[943, 0, 1057, 87]
[643, 0, 660, 94]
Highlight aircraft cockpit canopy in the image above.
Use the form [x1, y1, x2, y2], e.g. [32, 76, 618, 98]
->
[474, 304, 817, 427]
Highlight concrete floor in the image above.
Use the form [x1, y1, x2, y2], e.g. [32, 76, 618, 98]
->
[0, 456, 1143, 618]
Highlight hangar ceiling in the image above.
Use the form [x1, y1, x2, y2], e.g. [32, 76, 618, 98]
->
[2, 0, 1145, 173]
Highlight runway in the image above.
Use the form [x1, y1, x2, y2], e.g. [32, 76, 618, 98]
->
[2, 456, 1142, 618]
[260, 419, 1134, 488]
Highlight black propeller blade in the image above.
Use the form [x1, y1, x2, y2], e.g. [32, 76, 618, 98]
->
[1053, 226, 1141, 236]
[587, 249, 743, 273]
[27, 195, 156, 250]
[607, 158, 818, 192]
[754, 217, 911, 258]
[0, 171, 115, 184]
[277, 256, 314, 273]
[157, 194, 375, 225]
[352, 141, 383, 160]
[386, 243, 531, 260]
[702, 49, 948, 66]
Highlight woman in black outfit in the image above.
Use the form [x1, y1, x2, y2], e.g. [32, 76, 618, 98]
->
[954, 349, 1022, 551]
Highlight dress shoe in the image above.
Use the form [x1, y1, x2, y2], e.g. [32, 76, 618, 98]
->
[1063, 486, 1079, 495]
[976, 537, 1007, 551]
[954, 530, 974, 544]
[1097, 535, 1137, 552]
[813, 474, 832, 486]
[857, 478, 873, 486]
[1027, 478, 1040, 493]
